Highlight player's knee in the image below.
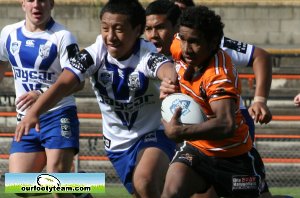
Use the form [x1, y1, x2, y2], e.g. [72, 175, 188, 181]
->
[161, 186, 181, 198]
[133, 177, 158, 197]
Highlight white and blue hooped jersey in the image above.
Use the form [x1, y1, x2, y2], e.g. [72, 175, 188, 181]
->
[220, 36, 255, 110]
[0, 18, 79, 115]
[66, 36, 171, 152]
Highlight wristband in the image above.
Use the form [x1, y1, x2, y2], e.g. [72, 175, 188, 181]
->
[253, 96, 267, 104]
[39, 87, 49, 94]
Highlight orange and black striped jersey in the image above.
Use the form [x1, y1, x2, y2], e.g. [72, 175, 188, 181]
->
[171, 37, 252, 157]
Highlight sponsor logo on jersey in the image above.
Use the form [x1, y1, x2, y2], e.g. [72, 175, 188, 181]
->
[147, 52, 169, 73]
[39, 44, 50, 59]
[60, 118, 71, 138]
[13, 68, 55, 83]
[25, 40, 35, 47]
[10, 41, 21, 55]
[128, 71, 140, 91]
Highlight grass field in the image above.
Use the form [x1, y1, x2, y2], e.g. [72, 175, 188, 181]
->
[0, 185, 299, 198]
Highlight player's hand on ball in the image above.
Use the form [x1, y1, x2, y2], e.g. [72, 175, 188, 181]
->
[159, 77, 179, 99]
[162, 107, 184, 143]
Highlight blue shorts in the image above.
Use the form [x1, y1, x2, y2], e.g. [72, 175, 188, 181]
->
[241, 108, 255, 141]
[10, 106, 80, 154]
[106, 130, 176, 194]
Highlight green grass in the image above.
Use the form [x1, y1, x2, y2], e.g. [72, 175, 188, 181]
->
[0, 186, 299, 197]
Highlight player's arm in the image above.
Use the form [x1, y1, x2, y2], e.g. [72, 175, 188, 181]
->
[163, 98, 236, 143]
[156, 61, 179, 99]
[15, 80, 84, 112]
[15, 69, 80, 142]
[248, 47, 272, 124]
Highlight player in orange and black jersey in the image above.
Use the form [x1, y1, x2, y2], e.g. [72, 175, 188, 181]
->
[160, 5, 268, 197]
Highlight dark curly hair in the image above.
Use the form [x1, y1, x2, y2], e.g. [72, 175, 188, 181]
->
[179, 5, 224, 53]
[100, 0, 145, 36]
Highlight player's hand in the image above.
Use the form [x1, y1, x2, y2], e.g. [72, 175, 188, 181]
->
[15, 111, 40, 142]
[294, 93, 300, 107]
[160, 77, 179, 99]
[162, 107, 183, 143]
[248, 102, 272, 124]
[15, 91, 41, 112]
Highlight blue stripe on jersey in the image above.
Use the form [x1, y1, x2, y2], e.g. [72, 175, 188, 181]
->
[15, 28, 57, 70]
[6, 36, 17, 67]
[100, 55, 149, 100]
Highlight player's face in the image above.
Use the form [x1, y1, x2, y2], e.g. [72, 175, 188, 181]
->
[101, 12, 141, 60]
[178, 26, 211, 66]
[145, 14, 176, 56]
[22, 0, 54, 31]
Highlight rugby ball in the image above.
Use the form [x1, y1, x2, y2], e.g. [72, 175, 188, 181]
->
[161, 93, 207, 124]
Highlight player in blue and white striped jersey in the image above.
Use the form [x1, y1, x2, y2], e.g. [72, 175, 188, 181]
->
[0, 1, 82, 197]
[15, 0, 178, 197]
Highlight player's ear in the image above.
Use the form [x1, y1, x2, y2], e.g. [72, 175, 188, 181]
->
[21, 0, 26, 12]
[134, 24, 142, 38]
[209, 37, 219, 53]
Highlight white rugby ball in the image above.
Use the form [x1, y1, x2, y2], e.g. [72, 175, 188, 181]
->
[161, 93, 207, 124]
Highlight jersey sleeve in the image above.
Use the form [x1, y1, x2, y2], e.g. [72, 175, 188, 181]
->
[220, 36, 255, 67]
[0, 25, 11, 62]
[58, 30, 78, 69]
[139, 40, 171, 78]
[65, 35, 105, 82]
[204, 51, 240, 103]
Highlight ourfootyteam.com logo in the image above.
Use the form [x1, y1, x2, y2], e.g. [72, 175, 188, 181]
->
[22, 174, 90, 193]
[5, 173, 105, 194]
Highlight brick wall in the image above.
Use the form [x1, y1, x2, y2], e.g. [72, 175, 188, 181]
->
[1, 0, 300, 48]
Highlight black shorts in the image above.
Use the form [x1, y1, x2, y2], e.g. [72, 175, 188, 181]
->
[172, 142, 268, 197]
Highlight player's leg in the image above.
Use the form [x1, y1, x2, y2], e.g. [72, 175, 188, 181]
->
[45, 148, 77, 198]
[42, 106, 80, 198]
[9, 125, 47, 172]
[9, 137, 48, 198]
[45, 148, 75, 172]
[105, 130, 175, 197]
[161, 142, 211, 198]
[42, 106, 80, 173]
[190, 186, 218, 198]
[162, 162, 208, 198]
[133, 147, 170, 198]
[9, 152, 46, 172]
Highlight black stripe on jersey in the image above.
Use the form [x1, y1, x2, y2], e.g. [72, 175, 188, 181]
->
[209, 92, 238, 100]
[223, 37, 248, 54]
[69, 49, 94, 73]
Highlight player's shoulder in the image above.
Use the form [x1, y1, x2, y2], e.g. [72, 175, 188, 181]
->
[1, 20, 24, 38]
